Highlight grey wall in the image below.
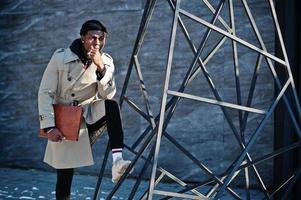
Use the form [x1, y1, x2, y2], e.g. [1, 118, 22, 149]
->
[0, 0, 275, 187]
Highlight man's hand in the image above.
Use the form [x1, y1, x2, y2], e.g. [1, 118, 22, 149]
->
[47, 128, 65, 142]
[88, 49, 105, 71]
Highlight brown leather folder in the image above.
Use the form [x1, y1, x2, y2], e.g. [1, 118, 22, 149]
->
[39, 104, 83, 141]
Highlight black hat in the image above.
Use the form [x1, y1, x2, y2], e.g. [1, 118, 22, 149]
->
[80, 20, 108, 35]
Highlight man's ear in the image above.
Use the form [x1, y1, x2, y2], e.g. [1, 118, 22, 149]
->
[80, 35, 84, 43]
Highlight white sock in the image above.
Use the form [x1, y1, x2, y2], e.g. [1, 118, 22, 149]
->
[112, 148, 123, 163]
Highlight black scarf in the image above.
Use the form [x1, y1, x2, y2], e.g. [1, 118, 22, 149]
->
[70, 39, 91, 65]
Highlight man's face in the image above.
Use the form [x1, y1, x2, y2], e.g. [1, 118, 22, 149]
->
[81, 30, 106, 54]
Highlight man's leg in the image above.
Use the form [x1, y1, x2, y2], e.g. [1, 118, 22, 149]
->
[86, 99, 132, 183]
[104, 99, 124, 160]
[86, 100, 124, 153]
[104, 100, 133, 183]
[56, 168, 74, 200]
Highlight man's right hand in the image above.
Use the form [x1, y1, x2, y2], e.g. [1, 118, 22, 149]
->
[47, 128, 65, 142]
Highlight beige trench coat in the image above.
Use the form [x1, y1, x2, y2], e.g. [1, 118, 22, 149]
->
[38, 47, 116, 169]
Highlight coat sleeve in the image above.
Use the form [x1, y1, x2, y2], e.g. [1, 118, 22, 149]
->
[97, 53, 116, 99]
[38, 51, 60, 129]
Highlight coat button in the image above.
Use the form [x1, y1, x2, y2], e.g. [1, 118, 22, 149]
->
[67, 77, 72, 81]
[71, 93, 75, 97]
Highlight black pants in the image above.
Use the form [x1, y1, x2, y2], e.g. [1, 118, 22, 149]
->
[86, 99, 124, 149]
[55, 99, 124, 199]
[56, 168, 73, 200]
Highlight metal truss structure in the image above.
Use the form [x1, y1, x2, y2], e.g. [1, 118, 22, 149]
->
[93, 0, 301, 199]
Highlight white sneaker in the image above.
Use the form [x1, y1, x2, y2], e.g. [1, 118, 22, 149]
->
[112, 159, 133, 183]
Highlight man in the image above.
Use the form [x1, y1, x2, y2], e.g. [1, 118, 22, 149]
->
[38, 20, 131, 200]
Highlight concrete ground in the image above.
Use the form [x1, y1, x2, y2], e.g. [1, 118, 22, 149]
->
[0, 167, 264, 199]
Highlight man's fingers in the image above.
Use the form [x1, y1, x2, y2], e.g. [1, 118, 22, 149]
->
[48, 128, 65, 142]
[54, 129, 64, 140]
[57, 130, 65, 140]
[89, 50, 98, 56]
[49, 135, 59, 142]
